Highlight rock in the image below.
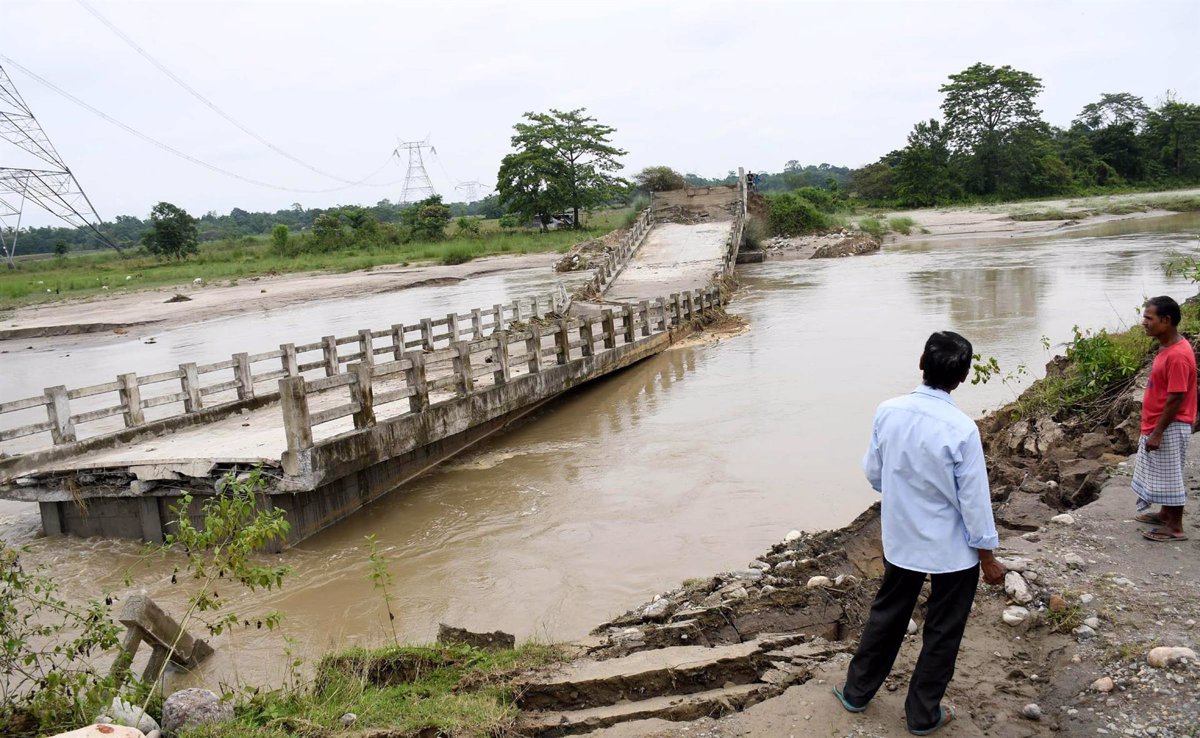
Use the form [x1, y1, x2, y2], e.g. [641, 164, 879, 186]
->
[1111, 576, 1134, 587]
[1049, 594, 1068, 612]
[806, 576, 832, 589]
[725, 586, 749, 600]
[1092, 676, 1115, 693]
[1073, 624, 1096, 640]
[161, 688, 233, 734]
[48, 727, 146, 738]
[436, 623, 516, 650]
[907, 619, 918, 635]
[996, 494, 1058, 531]
[1080, 593, 1095, 605]
[748, 559, 772, 571]
[1005, 571, 1034, 604]
[1078, 432, 1113, 460]
[339, 713, 357, 727]
[1064, 553, 1086, 569]
[102, 698, 159, 734]
[641, 599, 671, 619]
[1021, 703, 1043, 721]
[1002, 606, 1031, 626]
[998, 556, 1033, 572]
[834, 574, 859, 587]
[731, 568, 764, 581]
[1050, 513, 1075, 526]
[1022, 570, 1039, 583]
[760, 584, 778, 596]
[192, 277, 203, 286]
[785, 530, 801, 542]
[1146, 646, 1197, 668]
[1083, 617, 1101, 629]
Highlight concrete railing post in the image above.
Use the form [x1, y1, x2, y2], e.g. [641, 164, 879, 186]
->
[234, 352, 254, 400]
[420, 318, 434, 350]
[684, 291, 695, 321]
[118, 373, 144, 427]
[44, 385, 75, 444]
[279, 376, 313, 474]
[350, 363, 375, 430]
[527, 323, 543, 373]
[601, 310, 616, 350]
[512, 299, 522, 323]
[656, 297, 668, 332]
[403, 351, 428, 413]
[358, 329, 374, 367]
[622, 305, 636, 344]
[447, 313, 460, 343]
[180, 363, 202, 412]
[322, 336, 338, 376]
[671, 293, 682, 326]
[533, 296, 544, 319]
[492, 303, 504, 332]
[281, 344, 299, 377]
[453, 341, 474, 396]
[555, 320, 570, 364]
[390, 325, 405, 361]
[638, 301, 651, 337]
[579, 318, 595, 358]
[491, 331, 510, 385]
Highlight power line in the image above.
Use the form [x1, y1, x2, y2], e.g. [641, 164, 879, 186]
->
[0, 55, 399, 195]
[395, 139, 437, 205]
[75, 0, 392, 187]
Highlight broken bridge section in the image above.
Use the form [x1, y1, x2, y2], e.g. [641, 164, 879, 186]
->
[0, 173, 747, 547]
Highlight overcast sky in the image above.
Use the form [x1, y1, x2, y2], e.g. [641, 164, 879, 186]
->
[2, 0, 1198, 226]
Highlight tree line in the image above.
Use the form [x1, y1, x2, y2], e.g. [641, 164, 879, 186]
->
[850, 63, 1200, 206]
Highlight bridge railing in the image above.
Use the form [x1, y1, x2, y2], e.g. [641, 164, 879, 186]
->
[574, 205, 655, 301]
[0, 291, 568, 457]
[278, 285, 723, 466]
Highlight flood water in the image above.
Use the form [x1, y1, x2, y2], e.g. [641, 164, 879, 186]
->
[3, 213, 1199, 687]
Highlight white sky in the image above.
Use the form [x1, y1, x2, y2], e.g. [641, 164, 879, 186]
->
[2, 0, 1198, 226]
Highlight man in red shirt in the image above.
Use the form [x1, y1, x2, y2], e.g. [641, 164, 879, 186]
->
[1133, 295, 1197, 542]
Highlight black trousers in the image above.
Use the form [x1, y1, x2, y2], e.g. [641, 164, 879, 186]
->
[842, 559, 979, 731]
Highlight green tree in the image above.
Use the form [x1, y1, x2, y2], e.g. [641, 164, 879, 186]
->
[310, 212, 347, 250]
[142, 202, 199, 259]
[52, 240, 69, 258]
[851, 160, 897, 201]
[496, 149, 570, 230]
[1073, 93, 1151, 181]
[271, 224, 289, 251]
[893, 119, 960, 206]
[499, 108, 627, 228]
[1145, 93, 1200, 178]
[940, 63, 1046, 194]
[400, 195, 452, 241]
[633, 165, 687, 193]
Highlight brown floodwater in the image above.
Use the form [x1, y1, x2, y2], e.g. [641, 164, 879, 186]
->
[3, 214, 1199, 688]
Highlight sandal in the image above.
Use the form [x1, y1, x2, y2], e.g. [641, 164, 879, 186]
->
[1135, 513, 1164, 524]
[909, 704, 956, 735]
[1143, 528, 1189, 542]
[833, 684, 867, 713]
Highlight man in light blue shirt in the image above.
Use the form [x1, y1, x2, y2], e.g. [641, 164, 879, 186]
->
[834, 331, 1006, 735]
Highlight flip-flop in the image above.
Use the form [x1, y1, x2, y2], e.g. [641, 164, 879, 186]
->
[1135, 513, 1164, 524]
[909, 704, 956, 735]
[1143, 528, 1189, 542]
[833, 684, 867, 713]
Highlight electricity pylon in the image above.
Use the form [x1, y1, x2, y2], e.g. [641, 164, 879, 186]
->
[0, 62, 119, 267]
[394, 138, 437, 205]
[454, 180, 487, 203]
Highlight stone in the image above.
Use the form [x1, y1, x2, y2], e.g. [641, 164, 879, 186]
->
[1064, 553, 1086, 569]
[748, 559, 772, 571]
[1023, 570, 1039, 583]
[1080, 593, 1096, 605]
[1050, 513, 1076, 526]
[785, 529, 802, 542]
[806, 576, 832, 589]
[1022, 703, 1043, 720]
[1005, 571, 1034, 604]
[996, 494, 1058, 531]
[1078, 432, 1113, 460]
[834, 574, 859, 587]
[1084, 617, 1101, 630]
[339, 713, 357, 727]
[907, 619, 918, 635]
[1073, 624, 1096, 640]
[725, 586, 749, 600]
[998, 556, 1033, 572]
[1111, 577, 1134, 587]
[437, 623, 516, 650]
[47, 727, 146, 738]
[641, 599, 671, 619]
[161, 688, 233, 734]
[731, 568, 764, 581]
[1092, 676, 1115, 693]
[102, 697, 159, 735]
[1146, 646, 1197, 668]
[1002, 606, 1031, 626]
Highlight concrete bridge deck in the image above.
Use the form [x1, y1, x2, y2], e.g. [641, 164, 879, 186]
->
[0, 177, 747, 546]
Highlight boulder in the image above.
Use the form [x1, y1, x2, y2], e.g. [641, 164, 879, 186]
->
[436, 623, 516, 650]
[1146, 646, 1197, 668]
[1005, 571, 1033, 604]
[161, 688, 233, 734]
[47, 727, 145, 738]
[995, 494, 1058, 531]
[101, 698, 159, 735]
[806, 576, 832, 589]
[1078, 432, 1113, 460]
[1021, 703, 1042, 721]
[1050, 513, 1075, 526]
[1002, 606, 1030, 626]
[1091, 676, 1115, 693]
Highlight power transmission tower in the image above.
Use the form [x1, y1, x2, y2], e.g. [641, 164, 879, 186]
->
[0, 62, 120, 267]
[394, 138, 437, 206]
[454, 180, 488, 203]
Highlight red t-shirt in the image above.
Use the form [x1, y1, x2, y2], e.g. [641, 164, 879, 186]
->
[1141, 339, 1198, 434]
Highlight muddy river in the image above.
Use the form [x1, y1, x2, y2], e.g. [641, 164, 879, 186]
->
[2, 214, 1199, 687]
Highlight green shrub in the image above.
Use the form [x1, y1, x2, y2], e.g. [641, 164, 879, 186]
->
[887, 216, 916, 235]
[441, 245, 475, 266]
[858, 217, 886, 238]
[794, 187, 837, 212]
[766, 192, 828, 235]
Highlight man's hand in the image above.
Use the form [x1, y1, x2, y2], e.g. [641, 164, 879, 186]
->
[978, 550, 1007, 586]
[1146, 431, 1163, 451]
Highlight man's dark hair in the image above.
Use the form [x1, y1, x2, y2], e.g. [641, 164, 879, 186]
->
[922, 331, 973, 390]
[1145, 295, 1181, 326]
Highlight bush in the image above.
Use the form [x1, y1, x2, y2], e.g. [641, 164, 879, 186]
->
[858, 217, 886, 238]
[742, 217, 768, 250]
[887, 216, 916, 235]
[455, 216, 481, 237]
[766, 192, 828, 235]
[441, 245, 475, 265]
[793, 187, 837, 213]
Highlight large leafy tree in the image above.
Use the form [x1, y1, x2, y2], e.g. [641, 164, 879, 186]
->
[400, 195, 452, 240]
[1144, 94, 1200, 178]
[633, 165, 687, 194]
[940, 63, 1045, 193]
[498, 108, 627, 228]
[893, 119, 960, 206]
[142, 201, 199, 259]
[1072, 93, 1150, 181]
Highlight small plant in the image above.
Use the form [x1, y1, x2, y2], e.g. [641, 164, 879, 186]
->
[887, 216, 916, 235]
[1045, 603, 1085, 633]
[440, 244, 475, 266]
[455, 216, 481, 237]
[857, 217, 886, 238]
[364, 534, 399, 644]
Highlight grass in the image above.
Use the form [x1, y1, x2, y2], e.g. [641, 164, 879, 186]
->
[1045, 603, 1085, 633]
[0, 208, 632, 311]
[857, 217, 886, 238]
[886, 216, 915, 235]
[181, 642, 568, 738]
[1009, 208, 1078, 221]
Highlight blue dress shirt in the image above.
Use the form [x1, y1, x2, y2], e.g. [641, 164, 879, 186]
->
[863, 385, 1000, 574]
